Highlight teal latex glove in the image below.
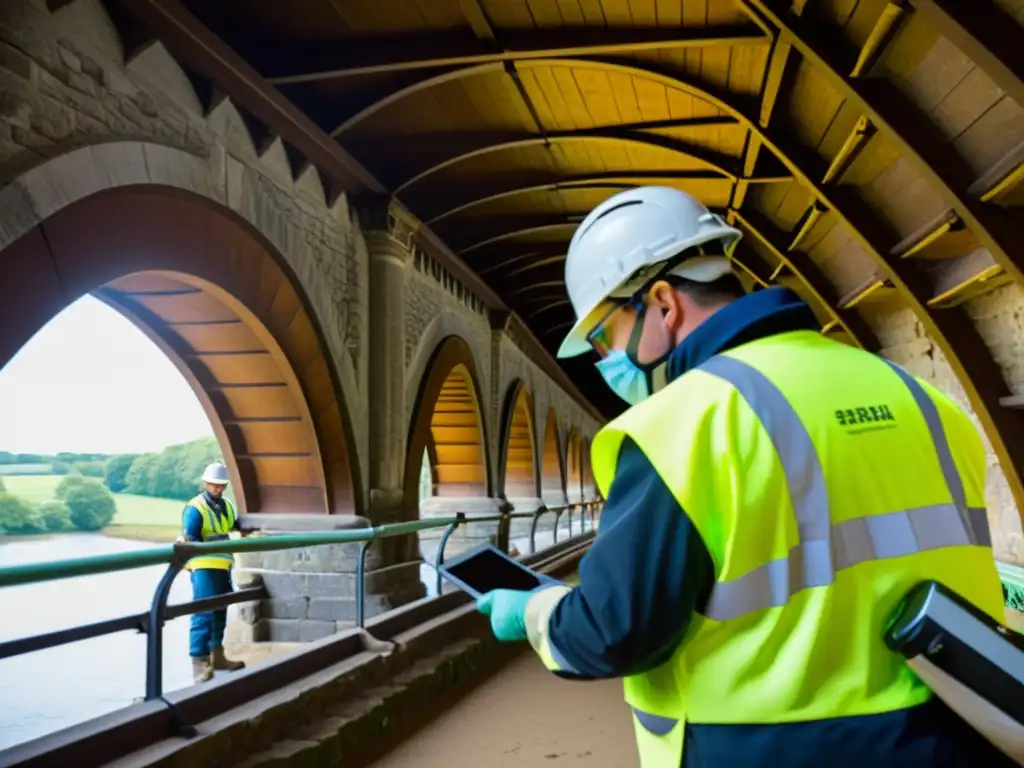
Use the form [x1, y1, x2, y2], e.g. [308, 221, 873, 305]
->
[476, 588, 532, 642]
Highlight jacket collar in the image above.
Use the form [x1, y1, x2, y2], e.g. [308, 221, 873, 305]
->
[665, 286, 821, 383]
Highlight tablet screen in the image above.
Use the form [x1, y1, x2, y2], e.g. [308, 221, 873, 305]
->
[443, 547, 545, 595]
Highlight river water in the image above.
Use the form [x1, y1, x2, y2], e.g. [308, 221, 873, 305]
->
[0, 533, 194, 751]
[0, 520, 577, 752]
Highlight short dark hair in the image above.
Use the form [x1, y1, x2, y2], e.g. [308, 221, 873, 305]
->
[664, 272, 746, 307]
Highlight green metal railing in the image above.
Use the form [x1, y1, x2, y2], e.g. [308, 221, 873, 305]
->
[999, 561, 1024, 612]
[0, 501, 602, 703]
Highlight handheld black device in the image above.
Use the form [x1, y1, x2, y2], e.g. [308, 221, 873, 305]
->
[437, 542, 565, 599]
[884, 580, 1024, 764]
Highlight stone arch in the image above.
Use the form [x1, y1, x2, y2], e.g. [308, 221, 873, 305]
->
[0, 184, 360, 516]
[540, 407, 566, 505]
[565, 428, 583, 503]
[498, 380, 539, 500]
[404, 309, 491, 447]
[404, 336, 490, 506]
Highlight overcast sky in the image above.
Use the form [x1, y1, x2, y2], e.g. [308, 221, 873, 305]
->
[0, 295, 214, 455]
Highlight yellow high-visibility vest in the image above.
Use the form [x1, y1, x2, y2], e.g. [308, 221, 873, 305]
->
[529, 329, 1004, 767]
[183, 494, 236, 571]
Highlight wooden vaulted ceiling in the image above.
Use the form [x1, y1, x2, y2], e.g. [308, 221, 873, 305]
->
[102, 0, 1024, 435]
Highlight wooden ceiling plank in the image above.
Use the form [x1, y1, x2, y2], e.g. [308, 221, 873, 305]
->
[261, 25, 768, 84]
[425, 169, 741, 223]
[891, 208, 963, 259]
[393, 122, 744, 194]
[905, 0, 1024, 110]
[731, 207, 879, 350]
[927, 250, 1010, 308]
[455, 215, 592, 255]
[741, 0, 1024, 290]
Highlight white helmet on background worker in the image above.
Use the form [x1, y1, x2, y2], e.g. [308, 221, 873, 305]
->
[556, 186, 742, 359]
[201, 462, 230, 486]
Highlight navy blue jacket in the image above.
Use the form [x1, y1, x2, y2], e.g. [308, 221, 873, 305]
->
[547, 287, 1013, 767]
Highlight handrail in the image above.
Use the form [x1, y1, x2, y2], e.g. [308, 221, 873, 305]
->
[0, 499, 604, 705]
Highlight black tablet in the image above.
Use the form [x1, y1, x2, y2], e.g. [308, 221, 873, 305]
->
[437, 543, 565, 599]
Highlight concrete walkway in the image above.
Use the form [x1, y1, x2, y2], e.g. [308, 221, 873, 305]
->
[371, 651, 638, 767]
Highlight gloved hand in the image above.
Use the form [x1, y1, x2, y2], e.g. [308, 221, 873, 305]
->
[476, 589, 533, 642]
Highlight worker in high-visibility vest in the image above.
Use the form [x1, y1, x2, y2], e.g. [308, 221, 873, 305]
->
[476, 187, 1014, 766]
[181, 462, 245, 683]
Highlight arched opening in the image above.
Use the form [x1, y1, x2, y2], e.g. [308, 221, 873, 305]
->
[0, 186, 360, 516]
[499, 382, 538, 502]
[405, 336, 489, 508]
[565, 428, 583, 505]
[540, 408, 565, 505]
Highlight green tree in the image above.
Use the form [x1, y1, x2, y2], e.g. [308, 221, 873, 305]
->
[65, 482, 117, 531]
[123, 438, 224, 500]
[75, 461, 106, 478]
[0, 493, 44, 534]
[38, 500, 72, 532]
[55, 474, 91, 501]
[51, 461, 71, 475]
[0, 476, 5, 492]
[104, 454, 137, 493]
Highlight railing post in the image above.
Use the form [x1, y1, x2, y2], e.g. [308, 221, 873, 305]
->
[434, 513, 466, 596]
[529, 506, 545, 554]
[496, 500, 513, 553]
[145, 545, 187, 701]
[553, 507, 563, 544]
[356, 540, 371, 629]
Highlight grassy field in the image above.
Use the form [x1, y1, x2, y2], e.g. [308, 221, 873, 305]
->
[3, 474, 184, 542]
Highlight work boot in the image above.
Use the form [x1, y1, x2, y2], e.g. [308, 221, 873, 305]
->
[211, 646, 245, 672]
[192, 655, 213, 684]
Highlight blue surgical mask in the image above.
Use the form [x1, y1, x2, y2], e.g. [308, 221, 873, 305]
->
[595, 349, 650, 406]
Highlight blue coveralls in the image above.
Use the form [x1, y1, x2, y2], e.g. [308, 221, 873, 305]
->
[182, 491, 236, 658]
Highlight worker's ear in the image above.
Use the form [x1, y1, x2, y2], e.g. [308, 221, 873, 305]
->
[647, 280, 685, 334]
[633, 281, 679, 365]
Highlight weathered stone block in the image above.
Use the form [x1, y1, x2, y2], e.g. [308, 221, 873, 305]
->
[233, 569, 264, 589]
[298, 619, 336, 642]
[263, 597, 308, 620]
[306, 597, 358, 622]
[257, 618, 301, 643]
[234, 600, 261, 625]
[0, 42, 34, 81]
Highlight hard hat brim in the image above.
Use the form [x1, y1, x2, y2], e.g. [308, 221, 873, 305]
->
[556, 254, 737, 359]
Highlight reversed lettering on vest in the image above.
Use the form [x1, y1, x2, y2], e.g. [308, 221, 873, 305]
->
[835, 404, 896, 430]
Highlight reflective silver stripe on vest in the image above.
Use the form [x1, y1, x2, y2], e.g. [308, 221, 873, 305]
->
[697, 355, 990, 623]
[204, 533, 230, 542]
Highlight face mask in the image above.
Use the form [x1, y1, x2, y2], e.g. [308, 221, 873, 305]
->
[595, 349, 650, 406]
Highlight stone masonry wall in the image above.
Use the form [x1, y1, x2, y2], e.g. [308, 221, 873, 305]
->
[0, 0, 370, 492]
[865, 283, 1024, 565]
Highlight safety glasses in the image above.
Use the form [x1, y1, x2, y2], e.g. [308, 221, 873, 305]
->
[585, 296, 641, 357]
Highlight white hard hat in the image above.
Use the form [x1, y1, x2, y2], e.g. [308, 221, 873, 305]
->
[557, 186, 742, 359]
[201, 462, 230, 485]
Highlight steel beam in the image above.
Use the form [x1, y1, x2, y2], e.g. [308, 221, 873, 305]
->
[259, 25, 768, 84]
